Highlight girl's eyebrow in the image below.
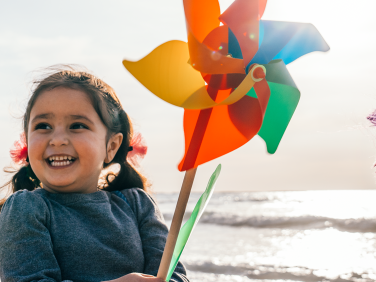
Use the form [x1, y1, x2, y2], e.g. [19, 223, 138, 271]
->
[31, 113, 54, 123]
[30, 113, 94, 126]
[70, 115, 94, 125]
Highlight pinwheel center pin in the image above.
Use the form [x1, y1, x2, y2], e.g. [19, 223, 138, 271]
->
[249, 64, 266, 82]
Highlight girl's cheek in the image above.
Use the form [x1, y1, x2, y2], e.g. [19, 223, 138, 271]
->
[28, 134, 48, 160]
[72, 134, 107, 160]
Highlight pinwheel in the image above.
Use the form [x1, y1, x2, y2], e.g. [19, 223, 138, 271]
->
[123, 0, 329, 279]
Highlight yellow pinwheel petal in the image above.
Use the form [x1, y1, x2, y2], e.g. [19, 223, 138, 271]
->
[123, 40, 258, 110]
[123, 40, 208, 108]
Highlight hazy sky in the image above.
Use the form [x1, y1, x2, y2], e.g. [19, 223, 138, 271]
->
[0, 0, 376, 192]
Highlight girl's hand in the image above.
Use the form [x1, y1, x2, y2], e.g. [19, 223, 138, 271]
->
[103, 273, 165, 282]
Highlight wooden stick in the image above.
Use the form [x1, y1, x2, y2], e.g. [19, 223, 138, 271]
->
[157, 168, 197, 281]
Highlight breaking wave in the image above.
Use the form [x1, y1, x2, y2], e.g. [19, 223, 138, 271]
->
[184, 260, 373, 282]
[163, 212, 376, 232]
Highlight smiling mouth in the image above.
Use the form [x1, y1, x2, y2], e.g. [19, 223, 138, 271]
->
[47, 156, 76, 167]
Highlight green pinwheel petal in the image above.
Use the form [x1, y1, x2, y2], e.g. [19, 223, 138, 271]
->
[166, 164, 221, 281]
[245, 60, 300, 154]
[246, 87, 258, 99]
[258, 82, 300, 154]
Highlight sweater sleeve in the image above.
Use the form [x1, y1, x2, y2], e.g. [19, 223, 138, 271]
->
[0, 190, 61, 282]
[122, 189, 189, 282]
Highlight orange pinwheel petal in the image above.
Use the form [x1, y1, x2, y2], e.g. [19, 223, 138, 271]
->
[178, 80, 270, 171]
[183, 0, 245, 74]
[183, 0, 220, 43]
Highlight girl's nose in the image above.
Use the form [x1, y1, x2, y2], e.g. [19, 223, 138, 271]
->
[49, 129, 69, 146]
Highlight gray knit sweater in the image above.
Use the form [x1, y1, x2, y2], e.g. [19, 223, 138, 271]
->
[0, 188, 189, 282]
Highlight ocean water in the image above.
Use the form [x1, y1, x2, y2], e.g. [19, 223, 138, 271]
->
[155, 190, 376, 282]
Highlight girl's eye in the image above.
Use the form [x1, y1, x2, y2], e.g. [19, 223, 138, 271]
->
[35, 123, 52, 130]
[71, 123, 88, 130]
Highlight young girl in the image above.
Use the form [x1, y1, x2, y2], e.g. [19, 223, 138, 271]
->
[0, 68, 189, 282]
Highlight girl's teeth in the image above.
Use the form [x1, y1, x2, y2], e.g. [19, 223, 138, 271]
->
[49, 157, 75, 167]
[52, 161, 71, 167]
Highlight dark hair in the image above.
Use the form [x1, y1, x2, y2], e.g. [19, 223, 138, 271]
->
[1, 66, 149, 206]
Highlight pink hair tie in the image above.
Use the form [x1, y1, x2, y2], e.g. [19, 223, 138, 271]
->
[127, 132, 147, 167]
[10, 133, 28, 166]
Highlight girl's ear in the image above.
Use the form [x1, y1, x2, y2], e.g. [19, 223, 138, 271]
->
[105, 133, 123, 164]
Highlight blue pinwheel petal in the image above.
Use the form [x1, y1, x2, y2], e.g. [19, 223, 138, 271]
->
[248, 20, 330, 67]
[258, 21, 264, 48]
[228, 28, 243, 59]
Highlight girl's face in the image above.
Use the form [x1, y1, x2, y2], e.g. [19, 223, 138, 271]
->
[28, 87, 122, 194]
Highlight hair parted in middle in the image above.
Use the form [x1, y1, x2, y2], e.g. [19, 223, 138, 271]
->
[6, 65, 149, 196]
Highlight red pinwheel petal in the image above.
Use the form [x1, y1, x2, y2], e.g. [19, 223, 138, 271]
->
[201, 25, 247, 90]
[202, 24, 229, 55]
[259, 0, 268, 19]
[178, 81, 270, 171]
[219, 0, 260, 66]
[202, 73, 246, 91]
